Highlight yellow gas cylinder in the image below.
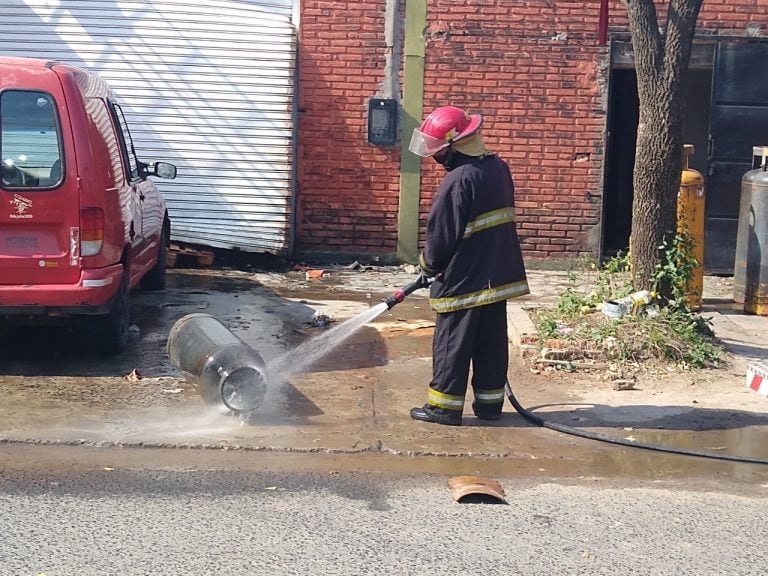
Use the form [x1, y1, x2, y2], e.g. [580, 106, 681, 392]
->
[676, 144, 706, 310]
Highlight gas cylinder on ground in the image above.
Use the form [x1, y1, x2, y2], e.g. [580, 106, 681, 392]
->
[733, 146, 768, 315]
[167, 313, 268, 413]
[676, 144, 705, 311]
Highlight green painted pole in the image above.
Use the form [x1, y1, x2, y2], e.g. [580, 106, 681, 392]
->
[397, 0, 427, 264]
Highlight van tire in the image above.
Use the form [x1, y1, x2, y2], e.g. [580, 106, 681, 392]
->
[95, 273, 130, 356]
[141, 223, 167, 291]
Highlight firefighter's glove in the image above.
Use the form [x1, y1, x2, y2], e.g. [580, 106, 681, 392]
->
[415, 272, 434, 289]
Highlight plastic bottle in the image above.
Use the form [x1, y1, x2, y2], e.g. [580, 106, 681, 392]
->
[603, 290, 653, 318]
[614, 290, 652, 307]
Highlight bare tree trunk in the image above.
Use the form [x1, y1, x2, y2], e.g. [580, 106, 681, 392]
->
[624, 0, 704, 289]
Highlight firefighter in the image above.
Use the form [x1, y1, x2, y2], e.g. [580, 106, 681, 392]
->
[408, 105, 529, 426]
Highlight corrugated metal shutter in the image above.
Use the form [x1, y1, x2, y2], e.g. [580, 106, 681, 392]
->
[0, 0, 296, 254]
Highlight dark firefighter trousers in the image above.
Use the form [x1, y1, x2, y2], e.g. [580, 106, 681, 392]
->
[425, 299, 508, 421]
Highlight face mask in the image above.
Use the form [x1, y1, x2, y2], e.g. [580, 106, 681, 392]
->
[433, 147, 457, 171]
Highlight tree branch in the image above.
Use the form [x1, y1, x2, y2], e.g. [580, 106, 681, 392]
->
[623, 0, 664, 82]
[662, 0, 704, 89]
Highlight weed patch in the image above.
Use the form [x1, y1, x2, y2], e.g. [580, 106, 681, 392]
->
[529, 242, 723, 372]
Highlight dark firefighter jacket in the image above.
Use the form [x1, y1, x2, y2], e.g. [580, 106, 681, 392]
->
[419, 153, 529, 313]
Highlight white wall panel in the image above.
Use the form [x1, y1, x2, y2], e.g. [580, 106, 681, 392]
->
[0, 0, 296, 253]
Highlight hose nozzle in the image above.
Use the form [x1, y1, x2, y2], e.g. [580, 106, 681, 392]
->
[384, 273, 433, 309]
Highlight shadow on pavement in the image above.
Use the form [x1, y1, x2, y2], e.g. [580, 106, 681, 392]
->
[513, 402, 768, 431]
[0, 269, 392, 381]
[718, 340, 768, 359]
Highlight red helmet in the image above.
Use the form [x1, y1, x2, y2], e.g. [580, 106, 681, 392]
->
[409, 106, 483, 157]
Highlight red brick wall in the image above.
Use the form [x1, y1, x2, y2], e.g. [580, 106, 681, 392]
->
[297, 0, 766, 259]
[418, 0, 607, 258]
[296, 0, 402, 254]
[607, 0, 768, 34]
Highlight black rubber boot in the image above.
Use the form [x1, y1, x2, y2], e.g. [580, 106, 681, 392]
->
[410, 405, 462, 426]
[472, 401, 502, 421]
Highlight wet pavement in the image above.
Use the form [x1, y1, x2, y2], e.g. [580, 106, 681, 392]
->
[1, 265, 767, 485]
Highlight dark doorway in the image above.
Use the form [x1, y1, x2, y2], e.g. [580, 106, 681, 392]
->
[602, 69, 638, 256]
[705, 40, 768, 273]
[602, 67, 713, 258]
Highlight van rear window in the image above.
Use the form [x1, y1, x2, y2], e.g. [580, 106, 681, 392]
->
[0, 90, 63, 190]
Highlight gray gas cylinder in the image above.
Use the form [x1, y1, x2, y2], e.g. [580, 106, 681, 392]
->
[167, 313, 268, 413]
[733, 146, 768, 315]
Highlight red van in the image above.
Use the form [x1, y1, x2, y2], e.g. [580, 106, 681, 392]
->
[0, 56, 177, 354]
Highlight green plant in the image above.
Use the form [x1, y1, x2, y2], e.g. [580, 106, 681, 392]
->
[596, 251, 633, 299]
[652, 232, 698, 312]
[645, 308, 720, 368]
[535, 313, 560, 340]
[556, 273, 591, 317]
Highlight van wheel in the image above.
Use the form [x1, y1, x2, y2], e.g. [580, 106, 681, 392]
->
[141, 223, 167, 291]
[96, 273, 130, 356]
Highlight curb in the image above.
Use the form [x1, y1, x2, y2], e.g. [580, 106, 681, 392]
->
[506, 302, 538, 347]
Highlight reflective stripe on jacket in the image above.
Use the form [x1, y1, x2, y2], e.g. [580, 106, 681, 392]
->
[462, 207, 516, 239]
[429, 279, 530, 313]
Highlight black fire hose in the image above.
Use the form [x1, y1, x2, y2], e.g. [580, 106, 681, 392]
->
[387, 275, 768, 466]
[504, 384, 768, 466]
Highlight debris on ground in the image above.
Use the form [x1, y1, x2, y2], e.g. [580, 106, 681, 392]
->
[166, 242, 215, 268]
[125, 369, 143, 382]
[525, 243, 726, 379]
[612, 380, 637, 391]
[601, 290, 653, 319]
[529, 305, 722, 373]
[448, 476, 507, 504]
[310, 312, 333, 328]
[305, 269, 325, 280]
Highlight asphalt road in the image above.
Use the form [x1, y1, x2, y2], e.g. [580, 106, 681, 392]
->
[1, 447, 767, 576]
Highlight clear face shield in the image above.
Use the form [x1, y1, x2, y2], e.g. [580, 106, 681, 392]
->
[408, 128, 450, 157]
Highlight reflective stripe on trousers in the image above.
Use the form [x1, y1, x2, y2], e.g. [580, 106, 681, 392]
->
[474, 387, 505, 404]
[427, 389, 465, 412]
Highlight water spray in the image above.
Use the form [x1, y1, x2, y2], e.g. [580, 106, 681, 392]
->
[167, 276, 433, 415]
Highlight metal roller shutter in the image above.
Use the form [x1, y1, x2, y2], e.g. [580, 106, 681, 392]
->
[0, 0, 296, 254]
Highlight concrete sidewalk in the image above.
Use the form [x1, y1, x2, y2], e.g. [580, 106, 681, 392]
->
[1, 265, 766, 478]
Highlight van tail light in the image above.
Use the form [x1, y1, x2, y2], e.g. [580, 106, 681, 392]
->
[80, 207, 105, 256]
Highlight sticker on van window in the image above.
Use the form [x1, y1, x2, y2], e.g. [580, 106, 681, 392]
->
[10, 193, 32, 219]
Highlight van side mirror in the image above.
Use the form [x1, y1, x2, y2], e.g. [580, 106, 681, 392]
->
[152, 162, 177, 180]
[142, 162, 176, 180]
[138, 160, 177, 180]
